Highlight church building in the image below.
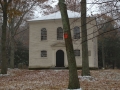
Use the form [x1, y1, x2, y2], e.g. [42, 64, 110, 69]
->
[28, 10, 98, 69]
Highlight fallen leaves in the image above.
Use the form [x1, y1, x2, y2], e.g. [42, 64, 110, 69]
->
[0, 69, 120, 90]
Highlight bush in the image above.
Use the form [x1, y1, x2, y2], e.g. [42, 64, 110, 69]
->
[14, 47, 29, 68]
[18, 63, 28, 69]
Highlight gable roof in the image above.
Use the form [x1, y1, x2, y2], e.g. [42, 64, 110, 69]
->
[28, 10, 80, 22]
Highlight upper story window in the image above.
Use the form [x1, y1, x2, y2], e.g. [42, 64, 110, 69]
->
[74, 26, 80, 39]
[57, 27, 63, 40]
[41, 50, 47, 57]
[41, 28, 47, 40]
[74, 49, 80, 56]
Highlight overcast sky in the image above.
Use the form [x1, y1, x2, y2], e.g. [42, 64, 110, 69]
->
[33, 0, 99, 18]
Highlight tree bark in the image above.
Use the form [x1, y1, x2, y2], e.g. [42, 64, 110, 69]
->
[58, 0, 80, 89]
[10, 19, 15, 68]
[102, 41, 105, 69]
[10, 37, 15, 68]
[81, 0, 90, 76]
[1, 1, 8, 74]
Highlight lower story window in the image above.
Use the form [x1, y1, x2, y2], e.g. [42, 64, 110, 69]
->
[74, 50, 80, 56]
[41, 50, 47, 57]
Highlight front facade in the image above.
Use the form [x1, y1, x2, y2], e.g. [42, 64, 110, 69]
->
[28, 11, 98, 69]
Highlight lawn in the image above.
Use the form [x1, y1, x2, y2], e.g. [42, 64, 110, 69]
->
[0, 69, 120, 90]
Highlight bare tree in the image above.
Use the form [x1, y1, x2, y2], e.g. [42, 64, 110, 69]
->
[58, 0, 80, 89]
[81, 0, 90, 76]
[7, 0, 48, 68]
[0, 0, 12, 74]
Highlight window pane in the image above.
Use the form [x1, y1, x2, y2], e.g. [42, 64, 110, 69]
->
[41, 50, 47, 57]
[57, 27, 63, 40]
[74, 50, 80, 56]
[41, 28, 47, 40]
[74, 26, 80, 39]
[88, 50, 91, 56]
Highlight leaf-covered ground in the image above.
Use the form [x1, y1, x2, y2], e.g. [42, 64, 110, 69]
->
[0, 69, 120, 90]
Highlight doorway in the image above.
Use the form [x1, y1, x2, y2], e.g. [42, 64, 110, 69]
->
[56, 50, 64, 67]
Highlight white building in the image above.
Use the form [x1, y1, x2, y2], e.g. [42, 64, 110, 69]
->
[28, 10, 98, 69]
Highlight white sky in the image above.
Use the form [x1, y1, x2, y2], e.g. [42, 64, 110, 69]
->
[33, 0, 99, 18]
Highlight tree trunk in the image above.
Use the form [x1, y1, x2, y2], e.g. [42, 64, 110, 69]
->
[10, 19, 15, 68]
[81, 0, 90, 76]
[102, 41, 105, 69]
[114, 59, 117, 69]
[1, 1, 8, 74]
[58, 0, 80, 89]
[10, 36, 15, 68]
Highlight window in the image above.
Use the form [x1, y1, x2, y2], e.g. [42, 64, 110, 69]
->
[57, 27, 63, 40]
[41, 28, 47, 40]
[74, 50, 80, 56]
[41, 50, 47, 57]
[74, 26, 80, 39]
[88, 50, 91, 56]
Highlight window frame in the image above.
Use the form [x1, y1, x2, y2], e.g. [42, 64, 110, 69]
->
[41, 28, 47, 40]
[41, 50, 47, 57]
[88, 50, 91, 56]
[73, 26, 80, 39]
[57, 27, 63, 40]
[74, 49, 80, 56]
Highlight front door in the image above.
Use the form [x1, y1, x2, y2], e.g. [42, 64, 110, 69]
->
[56, 50, 64, 67]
